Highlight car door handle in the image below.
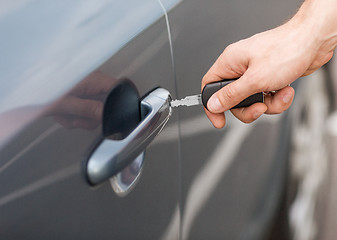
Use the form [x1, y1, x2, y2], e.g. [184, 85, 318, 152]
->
[86, 88, 172, 185]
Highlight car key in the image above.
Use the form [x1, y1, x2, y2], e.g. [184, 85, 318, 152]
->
[170, 94, 202, 108]
[170, 79, 264, 109]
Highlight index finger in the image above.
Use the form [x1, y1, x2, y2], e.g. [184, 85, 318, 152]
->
[206, 71, 262, 113]
[201, 43, 249, 89]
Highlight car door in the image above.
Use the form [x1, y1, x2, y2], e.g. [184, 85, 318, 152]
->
[166, 0, 302, 239]
[0, 0, 181, 239]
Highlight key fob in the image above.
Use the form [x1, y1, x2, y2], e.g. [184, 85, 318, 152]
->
[201, 79, 264, 110]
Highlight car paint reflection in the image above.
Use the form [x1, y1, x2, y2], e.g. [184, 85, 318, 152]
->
[0, 71, 116, 147]
[48, 71, 117, 130]
[110, 152, 144, 197]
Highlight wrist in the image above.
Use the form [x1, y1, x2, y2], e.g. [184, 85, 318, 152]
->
[290, 0, 337, 52]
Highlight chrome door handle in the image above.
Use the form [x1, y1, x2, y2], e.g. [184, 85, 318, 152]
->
[86, 88, 172, 185]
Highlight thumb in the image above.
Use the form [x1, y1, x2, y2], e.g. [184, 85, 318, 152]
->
[207, 71, 260, 113]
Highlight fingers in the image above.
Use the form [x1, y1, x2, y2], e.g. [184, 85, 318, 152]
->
[202, 42, 256, 128]
[201, 43, 249, 89]
[230, 86, 294, 123]
[263, 86, 294, 114]
[230, 103, 267, 123]
[203, 77, 294, 127]
[202, 40, 296, 127]
[204, 110, 226, 129]
[206, 69, 264, 113]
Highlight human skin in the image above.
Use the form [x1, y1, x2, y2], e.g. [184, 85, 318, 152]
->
[202, 0, 337, 128]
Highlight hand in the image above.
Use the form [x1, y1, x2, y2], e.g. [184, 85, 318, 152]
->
[202, 4, 337, 128]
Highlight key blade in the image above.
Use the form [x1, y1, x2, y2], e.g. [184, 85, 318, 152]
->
[170, 99, 182, 108]
[170, 94, 202, 108]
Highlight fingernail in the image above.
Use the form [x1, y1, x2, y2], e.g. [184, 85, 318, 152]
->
[208, 96, 222, 112]
[253, 111, 264, 120]
[283, 93, 292, 104]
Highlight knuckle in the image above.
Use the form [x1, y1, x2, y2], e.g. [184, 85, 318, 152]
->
[224, 43, 235, 53]
[241, 118, 253, 124]
[201, 75, 208, 85]
[246, 71, 268, 92]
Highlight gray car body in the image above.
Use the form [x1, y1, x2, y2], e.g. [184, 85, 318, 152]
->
[0, 0, 303, 239]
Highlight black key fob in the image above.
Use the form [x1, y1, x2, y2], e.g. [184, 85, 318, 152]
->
[201, 79, 264, 110]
